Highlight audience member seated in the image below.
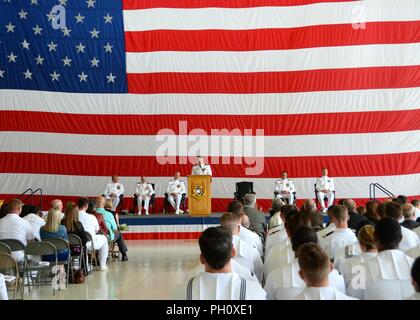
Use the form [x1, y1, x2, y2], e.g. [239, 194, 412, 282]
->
[243, 194, 267, 240]
[227, 201, 263, 257]
[104, 198, 119, 225]
[61, 202, 89, 271]
[265, 226, 345, 300]
[0, 198, 35, 262]
[40, 208, 69, 262]
[50, 199, 64, 220]
[409, 257, 420, 300]
[21, 205, 45, 241]
[0, 203, 8, 219]
[401, 204, 420, 230]
[319, 205, 357, 260]
[343, 199, 368, 230]
[241, 214, 250, 229]
[316, 206, 336, 239]
[356, 206, 366, 215]
[267, 198, 285, 230]
[340, 225, 378, 294]
[411, 199, 420, 221]
[385, 202, 420, 251]
[351, 217, 415, 300]
[96, 196, 128, 261]
[293, 243, 357, 300]
[220, 213, 263, 282]
[181, 227, 266, 300]
[86, 199, 108, 237]
[365, 200, 379, 225]
[78, 197, 109, 271]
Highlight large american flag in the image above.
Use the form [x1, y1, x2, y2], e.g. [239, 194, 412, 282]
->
[0, 0, 419, 211]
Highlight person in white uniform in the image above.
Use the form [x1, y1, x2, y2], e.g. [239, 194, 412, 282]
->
[0, 198, 35, 262]
[183, 227, 266, 300]
[134, 176, 155, 216]
[340, 225, 377, 295]
[265, 226, 345, 300]
[319, 205, 357, 261]
[191, 156, 212, 176]
[104, 175, 125, 212]
[166, 172, 187, 215]
[77, 197, 109, 271]
[409, 257, 420, 300]
[385, 201, 420, 251]
[315, 168, 335, 213]
[411, 199, 420, 221]
[294, 243, 357, 300]
[21, 205, 45, 242]
[220, 213, 264, 283]
[227, 201, 263, 257]
[351, 218, 415, 300]
[274, 171, 296, 204]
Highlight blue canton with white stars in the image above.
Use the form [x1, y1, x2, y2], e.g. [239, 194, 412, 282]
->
[0, 0, 128, 93]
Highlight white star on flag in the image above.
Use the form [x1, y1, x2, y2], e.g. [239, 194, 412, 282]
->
[74, 13, 85, 23]
[46, 12, 55, 22]
[21, 39, 30, 49]
[58, 0, 68, 6]
[50, 71, 60, 81]
[5, 22, 15, 33]
[75, 42, 86, 53]
[7, 52, 17, 63]
[35, 55, 44, 65]
[23, 69, 33, 79]
[89, 28, 100, 38]
[18, 9, 28, 20]
[32, 24, 43, 35]
[62, 56, 72, 67]
[104, 13, 113, 24]
[106, 73, 116, 83]
[86, 0, 96, 8]
[61, 27, 71, 37]
[31, 0, 38, 5]
[78, 72, 88, 82]
[90, 57, 100, 67]
[0, 70, 5, 78]
[103, 42, 113, 53]
[47, 41, 58, 52]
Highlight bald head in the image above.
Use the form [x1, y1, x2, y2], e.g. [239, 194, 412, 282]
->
[96, 196, 105, 208]
[343, 199, 356, 213]
[302, 199, 316, 212]
[402, 203, 416, 221]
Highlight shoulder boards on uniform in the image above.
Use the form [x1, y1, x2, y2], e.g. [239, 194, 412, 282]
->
[323, 231, 334, 238]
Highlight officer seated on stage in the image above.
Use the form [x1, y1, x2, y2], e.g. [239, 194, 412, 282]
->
[165, 172, 187, 215]
[133, 176, 155, 216]
[274, 171, 296, 204]
[104, 175, 124, 212]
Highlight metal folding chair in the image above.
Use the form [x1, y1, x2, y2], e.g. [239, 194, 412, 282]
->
[0, 252, 23, 300]
[44, 238, 71, 288]
[67, 234, 86, 277]
[0, 243, 12, 254]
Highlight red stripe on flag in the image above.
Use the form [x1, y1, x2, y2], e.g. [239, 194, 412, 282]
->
[125, 21, 420, 52]
[1, 152, 419, 178]
[1, 110, 419, 135]
[123, 0, 355, 10]
[127, 66, 420, 94]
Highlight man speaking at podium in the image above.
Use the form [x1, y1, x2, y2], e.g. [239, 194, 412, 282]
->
[191, 156, 212, 176]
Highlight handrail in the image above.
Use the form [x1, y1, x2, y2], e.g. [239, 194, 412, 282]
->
[369, 183, 394, 200]
[32, 188, 43, 210]
[16, 188, 43, 209]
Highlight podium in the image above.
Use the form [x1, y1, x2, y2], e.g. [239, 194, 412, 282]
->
[188, 175, 212, 216]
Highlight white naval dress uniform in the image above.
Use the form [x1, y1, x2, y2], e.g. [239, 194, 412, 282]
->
[166, 179, 186, 212]
[135, 182, 155, 214]
[315, 176, 335, 211]
[232, 235, 264, 283]
[399, 226, 420, 251]
[405, 245, 420, 259]
[319, 228, 357, 260]
[264, 258, 346, 300]
[264, 240, 293, 279]
[104, 182, 124, 211]
[352, 249, 415, 300]
[334, 242, 362, 273]
[340, 251, 377, 294]
[191, 164, 212, 176]
[274, 179, 296, 204]
[185, 272, 267, 300]
[265, 227, 288, 259]
[238, 225, 263, 257]
[293, 287, 357, 300]
[413, 225, 420, 240]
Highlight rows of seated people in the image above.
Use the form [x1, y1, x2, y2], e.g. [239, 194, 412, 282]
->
[177, 194, 420, 300]
[0, 196, 130, 299]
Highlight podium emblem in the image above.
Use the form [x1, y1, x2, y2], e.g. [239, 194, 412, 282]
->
[192, 184, 205, 200]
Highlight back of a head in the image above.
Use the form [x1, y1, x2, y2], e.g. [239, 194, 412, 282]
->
[411, 257, 420, 292]
[104, 198, 113, 210]
[0, 203, 8, 219]
[271, 198, 284, 213]
[402, 204, 415, 220]
[331, 205, 349, 223]
[376, 202, 387, 219]
[86, 198, 97, 214]
[220, 212, 240, 234]
[51, 199, 62, 211]
[291, 226, 318, 252]
[227, 201, 244, 218]
[411, 199, 419, 208]
[21, 204, 37, 218]
[297, 243, 330, 286]
[357, 225, 376, 251]
[374, 217, 402, 250]
[7, 198, 23, 213]
[355, 219, 374, 237]
[385, 201, 402, 221]
[397, 195, 408, 205]
[199, 227, 233, 270]
[343, 199, 356, 213]
[44, 208, 62, 233]
[285, 211, 310, 238]
[243, 193, 256, 206]
[301, 199, 316, 214]
[77, 197, 89, 210]
[62, 205, 80, 232]
[281, 204, 299, 220]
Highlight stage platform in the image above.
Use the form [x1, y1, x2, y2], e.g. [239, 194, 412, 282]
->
[119, 213, 224, 240]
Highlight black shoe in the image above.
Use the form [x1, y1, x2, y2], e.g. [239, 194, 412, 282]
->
[121, 254, 128, 261]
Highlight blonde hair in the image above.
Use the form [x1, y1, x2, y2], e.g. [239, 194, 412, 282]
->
[357, 225, 376, 250]
[43, 208, 62, 233]
[104, 198, 113, 210]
